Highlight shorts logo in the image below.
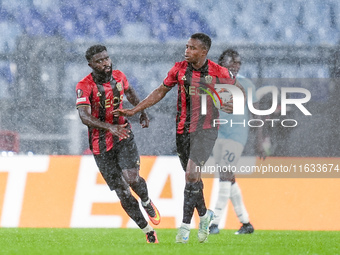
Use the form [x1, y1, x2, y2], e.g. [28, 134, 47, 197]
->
[77, 89, 83, 98]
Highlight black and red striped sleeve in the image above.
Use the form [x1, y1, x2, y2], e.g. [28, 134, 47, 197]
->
[163, 62, 185, 88]
[76, 76, 92, 108]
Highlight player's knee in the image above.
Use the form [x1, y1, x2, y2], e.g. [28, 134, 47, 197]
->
[122, 168, 140, 186]
[219, 171, 235, 182]
[125, 177, 138, 186]
[185, 171, 200, 183]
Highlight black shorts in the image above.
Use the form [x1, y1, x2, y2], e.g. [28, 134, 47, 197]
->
[93, 133, 140, 190]
[176, 128, 218, 171]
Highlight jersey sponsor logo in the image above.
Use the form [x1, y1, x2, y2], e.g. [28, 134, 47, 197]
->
[103, 95, 124, 108]
[76, 97, 87, 103]
[181, 76, 186, 81]
[77, 89, 83, 98]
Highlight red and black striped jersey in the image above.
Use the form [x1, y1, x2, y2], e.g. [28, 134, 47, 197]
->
[76, 70, 129, 155]
[163, 59, 236, 134]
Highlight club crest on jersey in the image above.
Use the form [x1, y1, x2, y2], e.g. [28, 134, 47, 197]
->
[205, 75, 213, 84]
[77, 89, 83, 98]
[116, 82, 123, 91]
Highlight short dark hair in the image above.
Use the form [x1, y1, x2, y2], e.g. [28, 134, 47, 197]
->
[85, 45, 107, 62]
[218, 48, 239, 66]
[190, 33, 212, 51]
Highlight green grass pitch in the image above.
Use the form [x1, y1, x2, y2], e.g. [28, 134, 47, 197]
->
[0, 228, 339, 255]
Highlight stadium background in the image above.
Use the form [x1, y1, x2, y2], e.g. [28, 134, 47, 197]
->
[0, 0, 340, 231]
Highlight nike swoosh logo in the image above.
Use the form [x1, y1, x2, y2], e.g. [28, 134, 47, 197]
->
[154, 209, 160, 221]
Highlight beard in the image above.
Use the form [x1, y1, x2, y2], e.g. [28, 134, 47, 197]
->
[93, 65, 113, 84]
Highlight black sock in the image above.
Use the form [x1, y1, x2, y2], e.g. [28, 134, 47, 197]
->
[195, 179, 207, 217]
[116, 188, 148, 229]
[130, 177, 149, 203]
[183, 182, 203, 224]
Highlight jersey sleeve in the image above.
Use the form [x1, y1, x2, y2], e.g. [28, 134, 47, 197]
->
[119, 70, 129, 90]
[163, 62, 181, 88]
[219, 65, 236, 85]
[76, 80, 92, 108]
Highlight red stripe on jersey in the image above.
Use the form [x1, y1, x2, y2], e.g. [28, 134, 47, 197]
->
[176, 85, 188, 133]
[188, 70, 202, 133]
[76, 70, 130, 155]
[203, 76, 217, 129]
[163, 60, 235, 134]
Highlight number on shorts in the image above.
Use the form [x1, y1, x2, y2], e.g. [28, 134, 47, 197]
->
[222, 150, 235, 163]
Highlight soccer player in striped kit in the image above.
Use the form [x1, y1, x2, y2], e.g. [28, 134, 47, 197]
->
[76, 45, 160, 243]
[114, 33, 245, 243]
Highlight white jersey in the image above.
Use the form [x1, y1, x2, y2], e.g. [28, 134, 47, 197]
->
[218, 75, 258, 146]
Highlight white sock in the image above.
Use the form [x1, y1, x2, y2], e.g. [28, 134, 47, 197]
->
[230, 182, 249, 224]
[141, 224, 153, 234]
[200, 211, 208, 221]
[141, 198, 150, 207]
[212, 181, 231, 225]
[180, 223, 190, 230]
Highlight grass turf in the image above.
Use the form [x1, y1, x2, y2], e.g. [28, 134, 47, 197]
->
[0, 228, 339, 255]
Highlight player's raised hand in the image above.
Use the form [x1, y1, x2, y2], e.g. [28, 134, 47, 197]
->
[113, 108, 135, 117]
[108, 123, 130, 139]
[140, 112, 149, 128]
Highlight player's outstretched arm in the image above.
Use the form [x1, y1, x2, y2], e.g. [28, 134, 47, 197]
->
[114, 84, 170, 117]
[78, 106, 130, 140]
[124, 86, 149, 128]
